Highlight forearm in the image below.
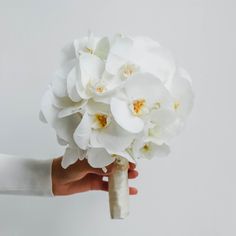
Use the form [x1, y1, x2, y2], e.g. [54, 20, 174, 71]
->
[0, 153, 54, 196]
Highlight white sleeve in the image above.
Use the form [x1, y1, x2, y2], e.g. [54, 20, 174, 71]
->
[0, 153, 54, 197]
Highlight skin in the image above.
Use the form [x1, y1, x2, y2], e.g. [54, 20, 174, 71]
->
[51, 157, 138, 196]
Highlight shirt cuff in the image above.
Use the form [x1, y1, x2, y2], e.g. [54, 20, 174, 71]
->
[0, 154, 54, 197]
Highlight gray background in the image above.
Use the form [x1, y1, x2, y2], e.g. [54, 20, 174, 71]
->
[0, 0, 235, 235]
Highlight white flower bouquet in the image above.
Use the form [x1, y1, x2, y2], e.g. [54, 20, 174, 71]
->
[40, 32, 194, 219]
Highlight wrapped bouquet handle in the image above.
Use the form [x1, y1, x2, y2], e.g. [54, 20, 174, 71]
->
[108, 156, 129, 219]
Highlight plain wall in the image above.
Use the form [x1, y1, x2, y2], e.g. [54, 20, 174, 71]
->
[0, 0, 235, 235]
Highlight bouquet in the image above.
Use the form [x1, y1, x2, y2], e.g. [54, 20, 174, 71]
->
[39, 32, 194, 219]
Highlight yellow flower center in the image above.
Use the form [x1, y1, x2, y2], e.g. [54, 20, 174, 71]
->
[85, 47, 94, 54]
[121, 64, 137, 78]
[95, 114, 108, 128]
[141, 143, 151, 153]
[143, 144, 149, 151]
[95, 86, 106, 94]
[173, 101, 180, 110]
[153, 102, 161, 109]
[132, 99, 146, 115]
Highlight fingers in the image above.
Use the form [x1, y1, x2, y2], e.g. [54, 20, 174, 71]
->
[67, 173, 138, 195]
[129, 187, 138, 195]
[91, 179, 108, 192]
[67, 174, 103, 194]
[81, 159, 135, 176]
[128, 169, 138, 179]
[65, 159, 114, 183]
[86, 162, 137, 179]
[68, 174, 108, 194]
[62, 158, 137, 185]
[129, 162, 136, 170]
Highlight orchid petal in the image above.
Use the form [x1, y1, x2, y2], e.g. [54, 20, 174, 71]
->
[52, 94, 76, 109]
[86, 100, 109, 115]
[40, 90, 59, 126]
[55, 113, 81, 146]
[94, 37, 110, 60]
[106, 53, 127, 75]
[61, 147, 81, 169]
[67, 67, 82, 102]
[167, 68, 194, 118]
[142, 142, 170, 159]
[58, 102, 85, 118]
[132, 139, 170, 160]
[87, 148, 115, 168]
[109, 151, 136, 163]
[57, 135, 68, 146]
[131, 46, 176, 83]
[51, 60, 76, 97]
[79, 54, 105, 88]
[39, 110, 47, 123]
[60, 42, 76, 65]
[106, 36, 133, 74]
[73, 112, 91, 150]
[91, 120, 135, 153]
[125, 73, 171, 106]
[150, 108, 177, 127]
[110, 97, 144, 133]
[110, 35, 133, 58]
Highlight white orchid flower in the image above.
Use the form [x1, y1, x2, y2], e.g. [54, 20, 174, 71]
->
[86, 147, 135, 169]
[71, 53, 122, 104]
[144, 67, 194, 145]
[144, 108, 183, 145]
[40, 89, 83, 145]
[106, 35, 140, 80]
[50, 57, 83, 104]
[131, 137, 170, 160]
[53, 55, 112, 106]
[60, 31, 110, 61]
[110, 72, 172, 134]
[45, 84, 86, 119]
[106, 34, 176, 83]
[86, 147, 115, 168]
[74, 32, 110, 60]
[74, 32, 99, 56]
[166, 67, 194, 119]
[39, 89, 86, 168]
[73, 100, 135, 154]
[51, 59, 76, 98]
[129, 109, 174, 159]
[61, 146, 87, 169]
[51, 31, 110, 100]
[131, 36, 176, 83]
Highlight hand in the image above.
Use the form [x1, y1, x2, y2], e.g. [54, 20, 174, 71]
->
[51, 157, 138, 196]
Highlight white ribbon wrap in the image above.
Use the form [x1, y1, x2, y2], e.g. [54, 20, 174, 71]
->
[108, 156, 129, 219]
